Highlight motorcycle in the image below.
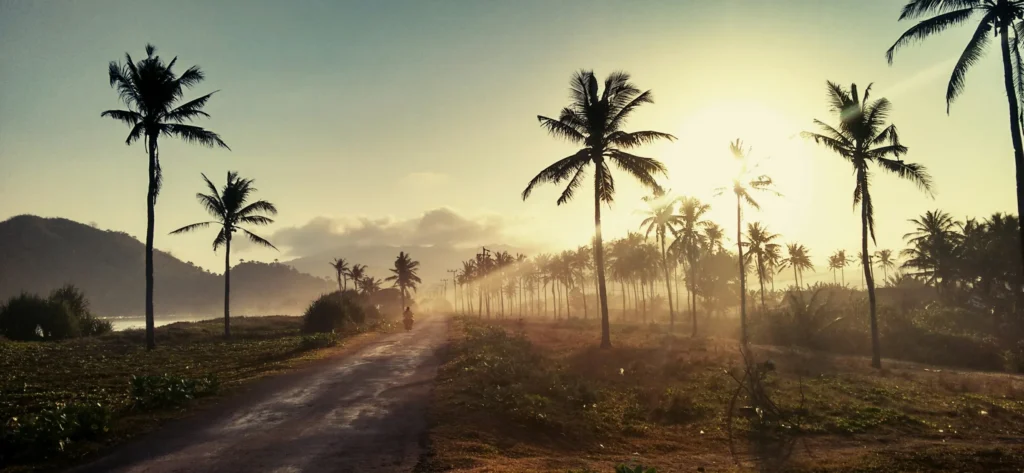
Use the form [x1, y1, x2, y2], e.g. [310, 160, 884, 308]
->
[403, 316, 414, 331]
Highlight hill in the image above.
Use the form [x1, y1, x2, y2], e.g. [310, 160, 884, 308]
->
[0, 215, 331, 317]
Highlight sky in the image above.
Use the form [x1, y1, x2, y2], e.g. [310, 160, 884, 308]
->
[0, 0, 1017, 287]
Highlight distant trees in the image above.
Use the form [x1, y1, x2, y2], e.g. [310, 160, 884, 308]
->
[804, 81, 932, 369]
[745, 222, 780, 312]
[330, 258, 349, 292]
[639, 193, 685, 330]
[522, 70, 675, 349]
[781, 243, 813, 289]
[170, 172, 277, 339]
[102, 44, 229, 349]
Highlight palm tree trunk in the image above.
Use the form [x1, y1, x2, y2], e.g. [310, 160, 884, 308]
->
[660, 234, 676, 331]
[999, 23, 1024, 312]
[736, 194, 748, 345]
[861, 177, 881, 369]
[581, 274, 588, 320]
[689, 257, 698, 337]
[640, 280, 647, 323]
[336, 272, 342, 293]
[793, 265, 800, 291]
[224, 234, 232, 339]
[144, 135, 158, 350]
[632, 279, 639, 320]
[620, 280, 626, 320]
[758, 256, 766, 313]
[593, 181, 611, 348]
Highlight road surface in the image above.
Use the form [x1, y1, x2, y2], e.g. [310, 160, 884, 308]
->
[71, 316, 447, 473]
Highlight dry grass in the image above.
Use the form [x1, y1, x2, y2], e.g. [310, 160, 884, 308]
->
[418, 317, 1024, 472]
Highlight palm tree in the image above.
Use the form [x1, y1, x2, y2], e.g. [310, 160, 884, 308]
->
[832, 249, 852, 285]
[639, 193, 685, 330]
[828, 253, 844, 284]
[887, 1, 1024, 291]
[671, 196, 712, 336]
[522, 70, 675, 348]
[169, 172, 277, 339]
[803, 81, 933, 369]
[722, 139, 778, 344]
[781, 243, 814, 289]
[901, 210, 962, 291]
[330, 258, 349, 292]
[744, 222, 780, 312]
[874, 249, 897, 281]
[359, 276, 382, 295]
[348, 264, 367, 290]
[386, 252, 422, 310]
[102, 44, 229, 349]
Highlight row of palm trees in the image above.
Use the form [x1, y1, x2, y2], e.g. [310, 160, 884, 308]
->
[328, 252, 422, 310]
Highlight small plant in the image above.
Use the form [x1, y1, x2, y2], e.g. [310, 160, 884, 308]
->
[0, 402, 112, 463]
[302, 291, 368, 333]
[299, 331, 339, 350]
[129, 374, 220, 410]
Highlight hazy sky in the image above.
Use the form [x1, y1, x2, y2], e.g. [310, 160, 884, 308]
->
[0, 0, 1015, 286]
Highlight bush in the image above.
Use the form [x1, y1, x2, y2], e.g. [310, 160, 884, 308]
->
[50, 285, 111, 337]
[0, 402, 112, 463]
[0, 286, 111, 341]
[299, 331, 339, 350]
[129, 374, 220, 410]
[302, 291, 368, 333]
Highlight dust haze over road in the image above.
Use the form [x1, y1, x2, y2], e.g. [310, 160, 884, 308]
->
[72, 316, 448, 473]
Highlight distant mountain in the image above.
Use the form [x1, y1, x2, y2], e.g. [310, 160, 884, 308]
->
[0, 215, 331, 317]
[286, 244, 527, 289]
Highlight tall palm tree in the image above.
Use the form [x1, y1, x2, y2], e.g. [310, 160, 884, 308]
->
[102, 44, 229, 349]
[348, 264, 367, 291]
[671, 196, 712, 336]
[887, 1, 1024, 291]
[169, 172, 276, 339]
[901, 210, 963, 291]
[874, 249, 897, 281]
[744, 222, 780, 312]
[522, 70, 675, 348]
[386, 252, 422, 310]
[832, 249, 853, 285]
[828, 253, 844, 284]
[781, 243, 814, 289]
[722, 139, 778, 344]
[330, 258, 349, 292]
[704, 223, 726, 255]
[639, 193, 685, 330]
[804, 81, 933, 369]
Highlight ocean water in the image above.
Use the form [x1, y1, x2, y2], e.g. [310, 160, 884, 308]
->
[100, 315, 212, 332]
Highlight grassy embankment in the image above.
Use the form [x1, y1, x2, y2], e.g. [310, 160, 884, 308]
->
[419, 317, 1024, 472]
[1, 315, 390, 472]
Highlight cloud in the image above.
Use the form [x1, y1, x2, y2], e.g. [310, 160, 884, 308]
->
[250, 207, 515, 257]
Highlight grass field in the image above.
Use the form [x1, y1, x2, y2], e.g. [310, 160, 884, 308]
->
[0, 315, 385, 472]
[418, 317, 1024, 472]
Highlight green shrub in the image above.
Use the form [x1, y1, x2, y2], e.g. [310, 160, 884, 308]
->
[299, 331, 339, 350]
[652, 388, 711, 424]
[49, 285, 111, 337]
[0, 402, 112, 463]
[0, 293, 78, 341]
[302, 291, 368, 333]
[129, 374, 220, 410]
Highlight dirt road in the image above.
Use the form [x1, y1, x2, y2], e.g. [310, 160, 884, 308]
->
[71, 316, 447, 473]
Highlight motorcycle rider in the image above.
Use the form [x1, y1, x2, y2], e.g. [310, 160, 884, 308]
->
[402, 306, 414, 330]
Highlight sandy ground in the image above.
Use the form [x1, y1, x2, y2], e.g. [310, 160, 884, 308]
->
[69, 316, 447, 473]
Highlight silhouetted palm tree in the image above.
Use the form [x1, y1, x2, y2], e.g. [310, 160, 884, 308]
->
[386, 252, 422, 310]
[901, 210, 962, 291]
[170, 172, 277, 338]
[348, 264, 367, 291]
[781, 243, 814, 289]
[804, 81, 933, 368]
[887, 1, 1024, 289]
[359, 276, 382, 295]
[671, 196, 712, 336]
[102, 44, 229, 349]
[330, 258, 349, 292]
[640, 193, 685, 330]
[744, 222, 780, 312]
[722, 139, 779, 344]
[874, 249, 897, 281]
[522, 70, 675, 349]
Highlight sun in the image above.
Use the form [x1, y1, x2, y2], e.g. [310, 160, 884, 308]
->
[665, 100, 818, 238]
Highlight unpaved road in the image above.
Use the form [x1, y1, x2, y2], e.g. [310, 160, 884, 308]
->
[71, 316, 447, 473]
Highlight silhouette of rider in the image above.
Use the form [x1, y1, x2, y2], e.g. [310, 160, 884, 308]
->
[403, 306, 414, 322]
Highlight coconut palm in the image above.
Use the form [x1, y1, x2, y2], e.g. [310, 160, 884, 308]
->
[102, 44, 229, 349]
[348, 264, 367, 290]
[874, 249, 897, 281]
[169, 172, 277, 339]
[330, 258, 349, 292]
[704, 223, 726, 255]
[828, 253, 844, 284]
[721, 139, 779, 344]
[803, 81, 933, 368]
[671, 196, 713, 336]
[522, 70, 675, 348]
[744, 222, 781, 312]
[386, 252, 422, 310]
[887, 1, 1024, 286]
[781, 243, 814, 289]
[901, 210, 963, 291]
[359, 276, 382, 295]
[639, 193, 685, 330]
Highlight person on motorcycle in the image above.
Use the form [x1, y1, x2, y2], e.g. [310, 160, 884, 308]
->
[402, 306, 414, 330]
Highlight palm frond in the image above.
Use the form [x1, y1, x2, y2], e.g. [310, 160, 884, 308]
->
[870, 124, 901, 146]
[606, 90, 654, 130]
[100, 109, 142, 126]
[801, 131, 854, 160]
[176, 66, 205, 91]
[241, 229, 278, 251]
[169, 221, 215, 235]
[606, 130, 677, 149]
[522, 149, 589, 200]
[946, 14, 994, 111]
[595, 160, 615, 203]
[212, 227, 227, 251]
[164, 92, 216, 123]
[237, 200, 278, 217]
[876, 157, 935, 195]
[556, 162, 588, 205]
[239, 215, 275, 226]
[886, 7, 976, 63]
[197, 193, 225, 219]
[607, 150, 667, 193]
[537, 115, 586, 144]
[125, 122, 146, 145]
[825, 81, 853, 112]
[162, 124, 230, 149]
[811, 120, 853, 146]
[898, 0, 981, 21]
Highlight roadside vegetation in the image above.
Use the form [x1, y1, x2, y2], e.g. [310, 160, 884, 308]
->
[419, 317, 1024, 472]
